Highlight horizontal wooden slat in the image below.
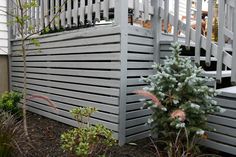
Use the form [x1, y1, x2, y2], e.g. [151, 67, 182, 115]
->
[128, 44, 154, 53]
[126, 124, 150, 136]
[12, 53, 121, 62]
[127, 70, 154, 77]
[12, 81, 119, 105]
[128, 35, 153, 46]
[126, 116, 149, 128]
[208, 115, 236, 128]
[207, 131, 236, 146]
[13, 87, 119, 114]
[27, 106, 119, 135]
[200, 139, 236, 155]
[11, 61, 120, 69]
[11, 73, 120, 87]
[127, 62, 153, 69]
[12, 26, 121, 45]
[12, 35, 120, 51]
[128, 53, 153, 61]
[126, 109, 151, 120]
[126, 102, 145, 112]
[208, 123, 236, 138]
[25, 99, 119, 123]
[12, 44, 120, 56]
[126, 130, 150, 142]
[128, 25, 153, 38]
[214, 97, 236, 109]
[11, 67, 121, 79]
[12, 78, 119, 96]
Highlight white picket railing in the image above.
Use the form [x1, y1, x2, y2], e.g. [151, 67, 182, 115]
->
[11, 0, 116, 37]
[10, 0, 236, 84]
[156, 0, 236, 84]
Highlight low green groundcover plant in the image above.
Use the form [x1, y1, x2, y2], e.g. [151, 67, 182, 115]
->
[135, 43, 225, 157]
[61, 107, 116, 157]
[0, 91, 22, 116]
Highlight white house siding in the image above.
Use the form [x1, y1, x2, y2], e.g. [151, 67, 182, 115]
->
[0, 0, 8, 54]
[0, 0, 9, 93]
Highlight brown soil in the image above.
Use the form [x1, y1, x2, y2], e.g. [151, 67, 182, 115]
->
[16, 112, 156, 157]
[15, 112, 232, 157]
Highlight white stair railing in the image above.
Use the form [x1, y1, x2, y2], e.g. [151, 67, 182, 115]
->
[151, 0, 236, 84]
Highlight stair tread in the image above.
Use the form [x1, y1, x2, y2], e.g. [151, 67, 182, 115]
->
[202, 70, 232, 78]
[217, 86, 236, 98]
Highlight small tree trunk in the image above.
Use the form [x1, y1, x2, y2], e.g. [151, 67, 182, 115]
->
[22, 39, 29, 136]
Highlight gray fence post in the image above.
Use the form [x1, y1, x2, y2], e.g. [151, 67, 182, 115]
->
[115, 0, 128, 145]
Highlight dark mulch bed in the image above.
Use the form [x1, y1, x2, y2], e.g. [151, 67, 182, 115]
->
[18, 112, 156, 157]
[17, 112, 232, 157]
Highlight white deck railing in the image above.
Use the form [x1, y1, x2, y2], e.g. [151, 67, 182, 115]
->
[9, 0, 236, 84]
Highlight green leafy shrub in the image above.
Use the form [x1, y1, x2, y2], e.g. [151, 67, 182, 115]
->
[61, 107, 116, 157]
[0, 112, 24, 157]
[135, 43, 224, 156]
[0, 91, 22, 116]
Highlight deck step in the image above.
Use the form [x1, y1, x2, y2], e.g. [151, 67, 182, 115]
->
[217, 86, 236, 98]
[202, 70, 232, 78]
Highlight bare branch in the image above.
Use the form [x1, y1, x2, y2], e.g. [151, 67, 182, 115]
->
[0, 48, 8, 54]
[25, 0, 68, 40]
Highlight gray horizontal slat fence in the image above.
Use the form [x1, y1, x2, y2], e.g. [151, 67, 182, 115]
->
[200, 94, 236, 155]
[10, 26, 121, 137]
[125, 26, 154, 142]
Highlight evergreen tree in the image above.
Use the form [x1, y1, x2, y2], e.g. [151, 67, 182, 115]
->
[136, 42, 225, 156]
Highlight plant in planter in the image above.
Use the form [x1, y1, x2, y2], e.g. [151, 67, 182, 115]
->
[135, 43, 224, 157]
[0, 91, 22, 116]
[61, 107, 116, 157]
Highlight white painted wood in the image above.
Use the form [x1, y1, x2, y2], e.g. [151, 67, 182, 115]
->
[87, 0, 93, 24]
[55, 0, 60, 29]
[152, 0, 161, 63]
[79, 0, 85, 25]
[50, 0, 55, 29]
[31, 0, 36, 30]
[103, 0, 109, 20]
[195, 0, 202, 65]
[206, 0, 214, 65]
[216, 0, 225, 82]
[66, 0, 72, 27]
[173, 0, 179, 42]
[40, 0, 44, 30]
[95, 0, 101, 22]
[232, 0, 236, 84]
[73, 0, 79, 26]
[44, 0, 49, 27]
[60, 0, 66, 27]
[164, 0, 169, 33]
[28, 0, 32, 32]
[143, 0, 149, 22]
[0, 0, 8, 54]
[35, 0, 39, 32]
[185, 0, 191, 47]
[134, 0, 139, 20]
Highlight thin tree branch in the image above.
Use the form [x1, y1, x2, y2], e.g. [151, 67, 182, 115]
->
[25, 0, 68, 40]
